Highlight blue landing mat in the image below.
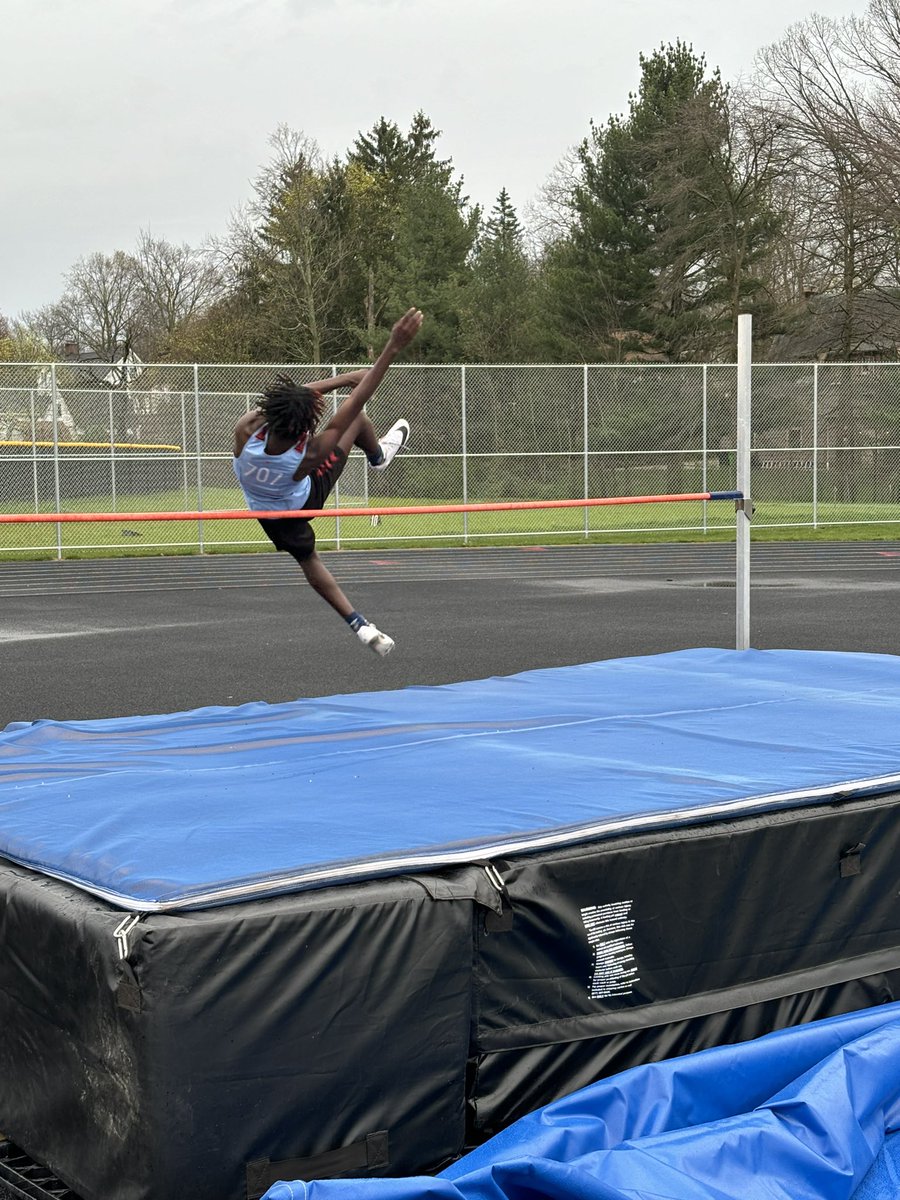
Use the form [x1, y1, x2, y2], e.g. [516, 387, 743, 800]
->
[3, 647, 900, 910]
[261, 1002, 900, 1200]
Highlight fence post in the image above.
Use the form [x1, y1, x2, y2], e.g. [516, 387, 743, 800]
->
[181, 392, 189, 503]
[736, 315, 752, 651]
[583, 365, 590, 539]
[193, 364, 204, 553]
[362, 374, 370, 512]
[461, 365, 469, 546]
[331, 372, 341, 550]
[29, 388, 39, 514]
[108, 390, 118, 512]
[812, 363, 819, 529]
[702, 364, 708, 534]
[50, 364, 62, 561]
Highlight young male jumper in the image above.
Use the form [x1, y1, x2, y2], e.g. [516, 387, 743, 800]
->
[232, 308, 422, 656]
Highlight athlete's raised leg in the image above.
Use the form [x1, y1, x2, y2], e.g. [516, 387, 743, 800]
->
[299, 551, 395, 657]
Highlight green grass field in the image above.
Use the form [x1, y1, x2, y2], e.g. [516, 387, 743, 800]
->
[1, 485, 899, 559]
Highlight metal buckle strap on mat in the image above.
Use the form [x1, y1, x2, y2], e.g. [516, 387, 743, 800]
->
[246, 1131, 390, 1200]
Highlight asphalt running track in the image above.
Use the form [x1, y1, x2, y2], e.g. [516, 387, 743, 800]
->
[2, 540, 900, 1196]
[3, 540, 900, 726]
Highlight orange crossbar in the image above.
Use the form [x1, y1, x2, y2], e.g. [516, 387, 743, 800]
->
[0, 493, 740, 524]
[0, 440, 183, 451]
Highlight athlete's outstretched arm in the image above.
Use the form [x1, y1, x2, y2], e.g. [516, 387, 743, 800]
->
[303, 369, 369, 395]
[301, 309, 422, 472]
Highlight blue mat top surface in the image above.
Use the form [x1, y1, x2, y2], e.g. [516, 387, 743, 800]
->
[4, 647, 900, 910]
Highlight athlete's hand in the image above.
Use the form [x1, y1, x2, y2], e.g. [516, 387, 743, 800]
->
[388, 308, 423, 351]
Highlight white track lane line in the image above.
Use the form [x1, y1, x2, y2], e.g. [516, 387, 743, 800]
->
[0, 620, 211, 643]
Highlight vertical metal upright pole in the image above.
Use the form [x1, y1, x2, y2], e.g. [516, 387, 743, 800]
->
[461, 366, 469, 546]
[583, 365, 590, 538]
[50, 364, 62, 560]
[736, 315, 752, 651]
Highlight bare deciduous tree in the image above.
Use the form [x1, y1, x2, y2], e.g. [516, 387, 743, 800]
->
[16, 303, 79, 357]
[524, 148, 582, 254]
[755, 11, 900, 354]
[134, 232, 223, 356]
[57, 250, 143, 360]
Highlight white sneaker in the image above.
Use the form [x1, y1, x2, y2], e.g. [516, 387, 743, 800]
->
[370, 419, 410, 470]
[356, 622, 395, 656]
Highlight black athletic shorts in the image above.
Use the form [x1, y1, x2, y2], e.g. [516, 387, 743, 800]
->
[257, 446, 348, 563]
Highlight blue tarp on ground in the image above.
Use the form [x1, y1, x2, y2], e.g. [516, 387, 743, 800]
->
[5, 648, 900, 908]
[261, 1003, 900, 1200]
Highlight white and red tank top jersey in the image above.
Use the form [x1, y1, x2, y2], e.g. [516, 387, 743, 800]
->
[233, 428, 312, 512]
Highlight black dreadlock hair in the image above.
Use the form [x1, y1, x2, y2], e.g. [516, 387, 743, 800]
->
[258, 374, 326, 441]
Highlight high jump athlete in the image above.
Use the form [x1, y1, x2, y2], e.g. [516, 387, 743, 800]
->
[232, 307, 422, 656]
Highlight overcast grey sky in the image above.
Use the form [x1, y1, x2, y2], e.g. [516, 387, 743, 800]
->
[1, 0, 862, 318]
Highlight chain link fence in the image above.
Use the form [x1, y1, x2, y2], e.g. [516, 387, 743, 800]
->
[0, 360, 898, 558]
